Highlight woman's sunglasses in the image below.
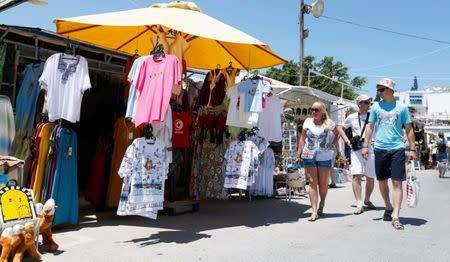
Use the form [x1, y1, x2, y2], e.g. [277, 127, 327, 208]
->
[377, 87, 387, 93]
[310, 108, 320, 113]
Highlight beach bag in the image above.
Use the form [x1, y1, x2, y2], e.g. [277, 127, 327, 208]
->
[301, 147, 316, 160]
[406, 161, 420, 208]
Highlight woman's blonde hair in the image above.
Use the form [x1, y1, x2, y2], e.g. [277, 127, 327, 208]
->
[312, 101, 330, 131]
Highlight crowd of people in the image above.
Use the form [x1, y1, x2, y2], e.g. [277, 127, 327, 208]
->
[296, 78, 419, 230]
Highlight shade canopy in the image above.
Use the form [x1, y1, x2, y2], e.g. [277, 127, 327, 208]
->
[54, 6, 286, 70]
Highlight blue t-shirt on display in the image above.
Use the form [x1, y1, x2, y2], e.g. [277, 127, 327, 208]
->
[369, 100, 411, 150]
[237, 79, 271, 112]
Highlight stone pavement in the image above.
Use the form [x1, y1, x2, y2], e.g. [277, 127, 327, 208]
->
[33, 170, 449, 262]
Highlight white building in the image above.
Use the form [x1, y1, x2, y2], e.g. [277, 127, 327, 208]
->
[395, 87, 450, 121]
[394, 87, 450, 138]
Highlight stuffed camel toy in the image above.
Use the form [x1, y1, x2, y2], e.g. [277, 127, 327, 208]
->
[35, 199, 58, 252]
[0, 222, 41, 262]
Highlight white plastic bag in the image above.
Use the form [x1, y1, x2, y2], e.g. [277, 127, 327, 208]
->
[406, 161, 420, 208]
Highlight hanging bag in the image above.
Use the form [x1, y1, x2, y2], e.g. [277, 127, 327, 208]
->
[350, 112, 370, 151]
[406, 160, 420, 208]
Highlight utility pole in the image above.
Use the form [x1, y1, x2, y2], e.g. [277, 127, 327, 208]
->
[299, 0, 305, 86]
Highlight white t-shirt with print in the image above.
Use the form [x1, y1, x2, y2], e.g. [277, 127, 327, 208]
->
[256, 95, 283, 142]
[39, 53, 91, 123]
[303, 117, 336, 161]
[225, 87, 259, 128]
[224, 140, 260, 190]
[342, 112, 374, 151]
[342, 112, 370, 138]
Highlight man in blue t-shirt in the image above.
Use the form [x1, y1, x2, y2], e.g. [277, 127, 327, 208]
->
[362, 78, 416, 231]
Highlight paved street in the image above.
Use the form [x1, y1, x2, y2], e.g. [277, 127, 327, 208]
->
[37, 170, 449, 262]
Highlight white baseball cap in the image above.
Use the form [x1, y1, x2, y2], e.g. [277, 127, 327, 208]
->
[356, 94, 372, 103]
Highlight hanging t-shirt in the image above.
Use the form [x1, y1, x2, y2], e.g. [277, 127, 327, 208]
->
[39, 53, 91, 123]
[118, 137, 169, 218]
[257, 95, 283, 142]
[224, 140, 260, 190]
[172, 111, 192, 148]
[134, 55, 181, 127]
[168, 34, 190, 77]
[237, 79, 271, 112]
[126, 56, 149, 120]
[302, 117, 336, 161]
[153, 106, 173, 163]
[225, 87, 259, 128]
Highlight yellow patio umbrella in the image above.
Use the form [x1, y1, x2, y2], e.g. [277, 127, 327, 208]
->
[54, 3, 287, 70]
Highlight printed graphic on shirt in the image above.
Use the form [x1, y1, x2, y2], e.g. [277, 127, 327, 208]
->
[306, 131, 328, 150]
[174, 119, 184, 134]
[378, 110, 400, 126]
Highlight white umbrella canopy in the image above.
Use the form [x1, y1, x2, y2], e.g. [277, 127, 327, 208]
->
[54, 4, 286, 70]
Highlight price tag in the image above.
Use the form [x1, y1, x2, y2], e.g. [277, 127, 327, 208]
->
[68, 147, 73, 156]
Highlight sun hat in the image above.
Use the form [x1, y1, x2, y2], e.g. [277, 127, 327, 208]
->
[356, 94, 372, 103]
[376, 78, 395, 91]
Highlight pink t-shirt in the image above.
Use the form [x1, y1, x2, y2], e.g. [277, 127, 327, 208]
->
[134, 55, 181, 127]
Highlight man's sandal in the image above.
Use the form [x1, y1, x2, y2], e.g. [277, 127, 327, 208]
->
[317, 206, 324, 216]
[383, 209, 393, 221]
[392, 218, 404, 230]
[364, 201, 376, 210]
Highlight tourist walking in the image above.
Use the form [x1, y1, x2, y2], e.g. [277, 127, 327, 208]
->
[435, 132, 448, 178]
[337, 94, 376, 215]
[362, 78, 416, 230]
[297, 102, 340, 222]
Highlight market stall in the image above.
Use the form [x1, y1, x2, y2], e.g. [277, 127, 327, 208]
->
[0, 1, 287, 224]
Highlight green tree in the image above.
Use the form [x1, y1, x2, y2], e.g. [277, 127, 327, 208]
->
[411, 76, 419, 91]
[264, 56, 367, 99]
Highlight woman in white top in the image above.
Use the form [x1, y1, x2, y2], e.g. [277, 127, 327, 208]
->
[297, 102, 340, 221]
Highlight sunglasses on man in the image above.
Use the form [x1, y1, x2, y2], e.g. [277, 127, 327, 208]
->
[360, 101, 371, 105]
[377, 87, 388, 93]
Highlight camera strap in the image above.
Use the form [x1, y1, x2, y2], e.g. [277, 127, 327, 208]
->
[359, 112, 370, 137]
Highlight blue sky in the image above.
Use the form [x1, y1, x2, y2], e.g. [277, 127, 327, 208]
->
[2, 0, 450, 98]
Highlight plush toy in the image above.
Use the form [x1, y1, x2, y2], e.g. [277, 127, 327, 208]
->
[12, 222, 41, 262]
[36, 199, 58, 252]
[0, 226, 20, 262]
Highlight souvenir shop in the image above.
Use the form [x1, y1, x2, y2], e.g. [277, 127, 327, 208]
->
[0, 3, 286, 226]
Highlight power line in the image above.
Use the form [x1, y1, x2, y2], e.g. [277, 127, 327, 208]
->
[321, 15, 450, 45]
[124, 0, 140, 8]
[352, 44, 450, 72]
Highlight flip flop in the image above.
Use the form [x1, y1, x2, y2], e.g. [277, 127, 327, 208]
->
[383, 209, 393, 221]
[392, 218, 404, 230]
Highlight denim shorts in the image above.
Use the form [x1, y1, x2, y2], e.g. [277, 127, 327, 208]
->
[303, 159, 332, 169]
[374, 148, 406, 181]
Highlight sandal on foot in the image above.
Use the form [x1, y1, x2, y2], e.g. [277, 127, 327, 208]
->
[364, 201, 376, 210]
[392, 218, 404, 230]
[353, 207, 364, 215]
[317, 206, 324, 216]
[383, 209, 393, 221]
[308, 213, 319, 222]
